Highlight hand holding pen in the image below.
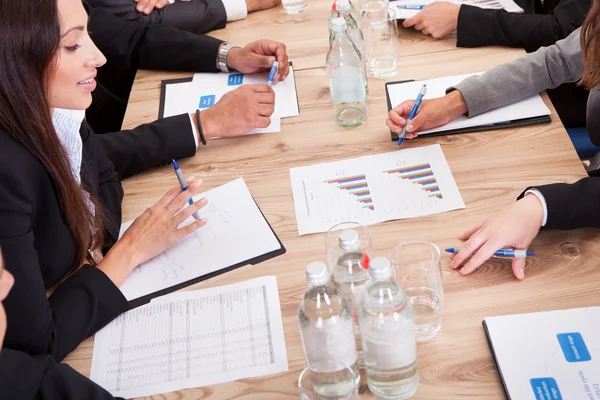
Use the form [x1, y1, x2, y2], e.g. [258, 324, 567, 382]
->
[397, 84, 427, 147]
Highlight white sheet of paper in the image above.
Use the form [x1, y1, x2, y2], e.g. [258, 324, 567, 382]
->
[386, 72, 550, 136]
[118, 178, 281, 301]
[290, 144, 465, 235]
[484, 307, 600, 399]
[163, 81, 197, 119]
[392, 0, 523, 19]
[90, 276, 288, 399]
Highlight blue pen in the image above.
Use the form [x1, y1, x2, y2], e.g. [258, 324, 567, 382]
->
[445, 248, 535, 259]
[398, 84, 427, 147]
[397, 4, 425, 9]
[267, 60, 279, 87]
[172, 159, 201, 221]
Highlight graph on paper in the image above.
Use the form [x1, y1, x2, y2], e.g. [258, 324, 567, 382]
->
[290, 145, 465, 235]
[324, 175, 375, 211]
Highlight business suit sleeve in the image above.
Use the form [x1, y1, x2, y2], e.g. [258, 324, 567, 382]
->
[450, 28, 584, 117]
[87, 6, 223, 73]
[0, 167, 128, 361]
[94, 114, 197, 180]
[519, 178, 600, 229]
[88, 0, 228, 34]
[0, 349, 123, 400]
[456, 0, 590, 52]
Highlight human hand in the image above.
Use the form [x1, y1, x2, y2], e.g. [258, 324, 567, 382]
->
[226, 40, 289, 83]
[102, 177, 208, 285]
[449, 194, 545, 280]
[246, 0, 281, 13]
[403, 2, 460, 39]
[197, 84, 275, 138]
[134, 0, 170, 15]
[386, 91, 467, 138]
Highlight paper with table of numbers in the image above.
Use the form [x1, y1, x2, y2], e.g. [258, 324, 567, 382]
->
[290, 144, 465, 235]
[90, 276, 288, 399]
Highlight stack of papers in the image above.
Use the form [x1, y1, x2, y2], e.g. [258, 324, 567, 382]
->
[162, 66, 299, 135]
[90, 276, 288, 398]
[392, 0, 524, 20]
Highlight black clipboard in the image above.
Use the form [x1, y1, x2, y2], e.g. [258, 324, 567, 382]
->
[482, 320, 512, 400]
[158, 62, 300, 119]
[127, 198, 286, 309]
[385, 80, 551, 141]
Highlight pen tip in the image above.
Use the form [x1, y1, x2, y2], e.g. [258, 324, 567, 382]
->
[445, 248, 454, 253]
[397, 138, 404, 147]
[172, 159, 179, 169]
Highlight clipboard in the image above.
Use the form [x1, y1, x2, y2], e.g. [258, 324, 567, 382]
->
[482, 319, 513, 400]
[385, 79, 551, 141]
[158, 61, 300, 120]
[128, 198, 286, 309]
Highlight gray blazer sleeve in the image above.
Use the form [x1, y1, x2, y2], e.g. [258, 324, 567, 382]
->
[450, 28, 584, 118]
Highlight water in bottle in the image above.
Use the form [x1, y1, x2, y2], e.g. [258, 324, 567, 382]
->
[359, 257, 419, 400]
[330, 229, 370, 366]
[334, 0, 368, 97]
[298, 261, 361, 395]
[327, 18, 368, 128]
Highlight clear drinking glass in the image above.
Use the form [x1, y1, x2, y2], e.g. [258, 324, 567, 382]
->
[282, 0, 308, 14]
[298, 360, 359, 400]
[362, 2, 398, 78]
[391, 241, 443, 342]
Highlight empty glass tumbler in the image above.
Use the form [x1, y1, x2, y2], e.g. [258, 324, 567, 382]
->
[391, 241, 444, 342]
[362, 1, 398, 78]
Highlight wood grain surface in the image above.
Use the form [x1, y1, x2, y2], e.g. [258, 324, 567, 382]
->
[63, 1, 600, 399]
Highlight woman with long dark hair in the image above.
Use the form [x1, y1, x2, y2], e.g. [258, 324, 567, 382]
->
[0, 0, 208, 362]
[387, 1, 600, 279]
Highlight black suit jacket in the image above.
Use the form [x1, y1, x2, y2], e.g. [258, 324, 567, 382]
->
[0, 114, 195, 362]
[519, 178, 600, 230]
[0, 348, 124, 400]
[85, 6, 224, 134]
[87, 0, 228, 34]
[456, 0, 590, 53]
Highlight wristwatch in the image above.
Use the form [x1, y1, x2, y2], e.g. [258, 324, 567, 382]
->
[217, 42, 241, 73]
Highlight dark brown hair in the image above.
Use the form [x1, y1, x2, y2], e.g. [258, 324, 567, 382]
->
[0, 0, 102, 270]
[581, 0, 600, 89]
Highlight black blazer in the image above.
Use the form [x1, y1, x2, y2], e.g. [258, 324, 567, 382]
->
[456, 0, 590, 53]
[0, 348, 124, 400]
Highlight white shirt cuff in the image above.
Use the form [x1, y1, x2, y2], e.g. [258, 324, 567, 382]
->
[222, 0, 248, 21]
[525, 189, 548, 227]
[188, 114, 199, 150]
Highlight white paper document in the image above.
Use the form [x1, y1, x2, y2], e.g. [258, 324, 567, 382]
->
[386, 73, 550, 136]
[290, 144, 465, 235]
[484, 307, 600, 400]
[90, 276, 288, 399]
[118, 178, 281, 302]
[162, 65, 299, 135]
[392, 0, 523, 19]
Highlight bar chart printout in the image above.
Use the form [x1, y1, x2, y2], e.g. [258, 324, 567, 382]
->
[290, 144, 465, 235]
[90, 276, 288, 399]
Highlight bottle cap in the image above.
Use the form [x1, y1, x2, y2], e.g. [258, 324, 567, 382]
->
[335, 0, 351, 11]
[338, 229, 361, 251]
[330, 17, 347, 32]
[306, 261, 330, 285]
[368, 256, 393, 279]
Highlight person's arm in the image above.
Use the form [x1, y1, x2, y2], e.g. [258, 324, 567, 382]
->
[456, 0, 590, 52]
[86, 5, 224, 73]
[0, 349, 124, 400]
[451, 27, 584, 118]
[0, 168, 129, 361]
[521, 178, 600, 230]
[92, 115, 197, 180]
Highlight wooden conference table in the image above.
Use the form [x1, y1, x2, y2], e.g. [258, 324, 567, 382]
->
[65, 1, 600, 398]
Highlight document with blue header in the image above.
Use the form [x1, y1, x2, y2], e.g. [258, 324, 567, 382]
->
[483, 307, 600, 400]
